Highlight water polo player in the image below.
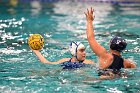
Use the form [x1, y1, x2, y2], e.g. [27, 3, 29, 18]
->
[32, 41, 95, 69]
[85, 7, 136, 79]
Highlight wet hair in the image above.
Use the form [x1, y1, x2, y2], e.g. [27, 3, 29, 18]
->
[110, 36, 127, 52]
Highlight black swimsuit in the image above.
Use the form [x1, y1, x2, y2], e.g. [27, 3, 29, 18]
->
[98, 54, 124, 75]
[108, 54, 124, 73]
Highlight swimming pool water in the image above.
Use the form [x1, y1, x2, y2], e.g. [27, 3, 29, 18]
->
[0, 1, 140, 93]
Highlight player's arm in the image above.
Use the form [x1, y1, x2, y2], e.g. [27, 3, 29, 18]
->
[85, 7, 112, 60]
[123, 59, 136, 68]
[32, 50, 69, 64]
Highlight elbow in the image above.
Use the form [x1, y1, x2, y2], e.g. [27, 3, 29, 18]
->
[132, 64, 136, 68]
[127, 63, 136, 68]
[40, 60, 45, 63]
[129, 62, 136, 68]
[40, 59, 48, 64]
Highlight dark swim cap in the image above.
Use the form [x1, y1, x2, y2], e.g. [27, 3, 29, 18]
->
[110, 36, 127, 52]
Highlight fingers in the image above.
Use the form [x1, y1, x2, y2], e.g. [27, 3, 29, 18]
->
[84, 12, 87, 16]
[91, 7, 92, 13]
[91, 7, 94, 14]
[86, 7, 94, 14]
[84, 7, 95, 21]
[87, 8, 89, 15]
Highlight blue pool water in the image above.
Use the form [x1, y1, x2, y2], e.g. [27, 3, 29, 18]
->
[0, 1, 140, 93]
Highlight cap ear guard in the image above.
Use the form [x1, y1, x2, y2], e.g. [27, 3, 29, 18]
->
[69, 42, 75, 56]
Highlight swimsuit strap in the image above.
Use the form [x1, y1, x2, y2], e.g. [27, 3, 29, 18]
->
[69, 58, 84, 63]
[69, 58, 72, 62]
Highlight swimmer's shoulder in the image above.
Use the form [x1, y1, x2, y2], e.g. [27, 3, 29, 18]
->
[123, 59, 136, 68]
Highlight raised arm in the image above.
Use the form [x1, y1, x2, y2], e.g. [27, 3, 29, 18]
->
[32, 50, 69, 64]
[84, 7, 110, 59]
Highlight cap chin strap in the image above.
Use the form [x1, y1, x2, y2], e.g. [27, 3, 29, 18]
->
[73, 42, 82, 62]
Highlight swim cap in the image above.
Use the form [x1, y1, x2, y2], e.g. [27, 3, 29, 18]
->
[110, 36, 127, 52]
[69, 41, 85, 56]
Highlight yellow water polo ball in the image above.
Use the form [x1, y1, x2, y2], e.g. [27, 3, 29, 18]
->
[28, 34, 44, 50]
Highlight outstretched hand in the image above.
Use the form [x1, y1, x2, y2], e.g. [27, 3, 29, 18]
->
[84, 7, 95, 22]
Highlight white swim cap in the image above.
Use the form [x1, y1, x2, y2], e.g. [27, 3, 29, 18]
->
[69, 41, 85, 56]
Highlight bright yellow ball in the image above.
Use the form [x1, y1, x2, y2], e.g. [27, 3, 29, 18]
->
[28, 34, 44, 50]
